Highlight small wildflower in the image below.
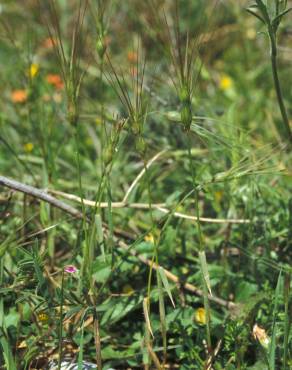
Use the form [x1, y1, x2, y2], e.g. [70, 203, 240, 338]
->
[195, 307, 206, 325]
[219, 75, 233, 91]
[64, 265, 78, 274]
[253, 324, 270, 348]
[11, 89, 28, 103]
[37, 312, 49, 323]
[17, 340, 28, 349]
[29, 63, 39, 78]
[127, 50, 138, 64]
[122, 284, 134, 295]
[42, 37, 56, 49]
[144, 233, 154, 244]
[53, 92, 62, 104]
[24, 143, 34, 153]
[46, 74, 64, 90]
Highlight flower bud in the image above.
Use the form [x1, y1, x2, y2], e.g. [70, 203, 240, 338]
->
[181, 104, 192, 131]
[96, 38, 107, 59]
[179, 86, 190, 104]
[135, 136, 146, 155]
[103, 146, 114, 165]
[131, 120, 140, 136]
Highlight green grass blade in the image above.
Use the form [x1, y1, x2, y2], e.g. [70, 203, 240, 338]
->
[158, 266, 175, 308]
[269, 270, 282, 369]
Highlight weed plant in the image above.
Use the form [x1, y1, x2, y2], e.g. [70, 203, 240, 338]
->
[0, 0, 291, 369]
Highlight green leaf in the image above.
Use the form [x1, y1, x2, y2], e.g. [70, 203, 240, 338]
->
[77, 322, 84, 370]
[157, 271, 167, 358]
[273, 7, 292, 24]
[235, 281, 258, 302]
[158, 267, 175, 307]
[198, 251, 212, 296]
[246, 7, 266, 23]
[0, 335, 17, 370]
[269, 270, 282, 369]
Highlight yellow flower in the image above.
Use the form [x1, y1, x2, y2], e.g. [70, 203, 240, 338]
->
[195, 307, 206, 325]
[24, 143, 34, 153]
[144, 233, 154, 244]
[29, 63, 39, 78]
[219, 75, 233, 91]
[37, 312, 49, 323]
[122, 284, 134, 295]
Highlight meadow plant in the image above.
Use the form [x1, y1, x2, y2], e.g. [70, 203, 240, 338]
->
[0, 1, 291, 369]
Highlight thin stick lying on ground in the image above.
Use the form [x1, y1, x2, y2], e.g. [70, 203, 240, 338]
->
[123, 149, 167, 203]
[0, 175, 237, 310]
[50, 188, 250, 224]
[0, 176, 83, 219]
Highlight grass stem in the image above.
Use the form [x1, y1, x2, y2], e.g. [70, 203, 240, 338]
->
[269, 29, 292, 143]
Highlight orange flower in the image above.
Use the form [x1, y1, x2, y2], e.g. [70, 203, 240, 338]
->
[11, 89, 28, 103]
[46, 74, 64, 90]
[127, 51, 138, 64]
[42, 37, 56, 49]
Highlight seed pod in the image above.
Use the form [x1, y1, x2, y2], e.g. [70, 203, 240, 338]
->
[179, 86, 190, 104]
[67, 102, 78, 126]
[179, 86, 192, 130]
[131, 120, 141, 136]
[96, 37, 107, 59]
[181, 104, 192, 131]
[135, 136, 146, 155]
[103, 146, 113, 165]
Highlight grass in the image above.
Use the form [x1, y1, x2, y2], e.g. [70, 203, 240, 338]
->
[0, 0, 291, 369]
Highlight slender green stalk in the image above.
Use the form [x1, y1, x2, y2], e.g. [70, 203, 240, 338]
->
[77, 321, 84, 370]
[57, 269, 65, 370]
[93, 309, 102, 370]
[186, 132, 212, 350]
[248, 0, 292, 143]
[143, 157, 166, 364]
[268, 27, 292, 143]
[145, 159, 159, 300]
[283, 272, 290, 370]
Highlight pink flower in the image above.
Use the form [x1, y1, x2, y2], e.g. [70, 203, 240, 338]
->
[64, 265, 78, 274]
